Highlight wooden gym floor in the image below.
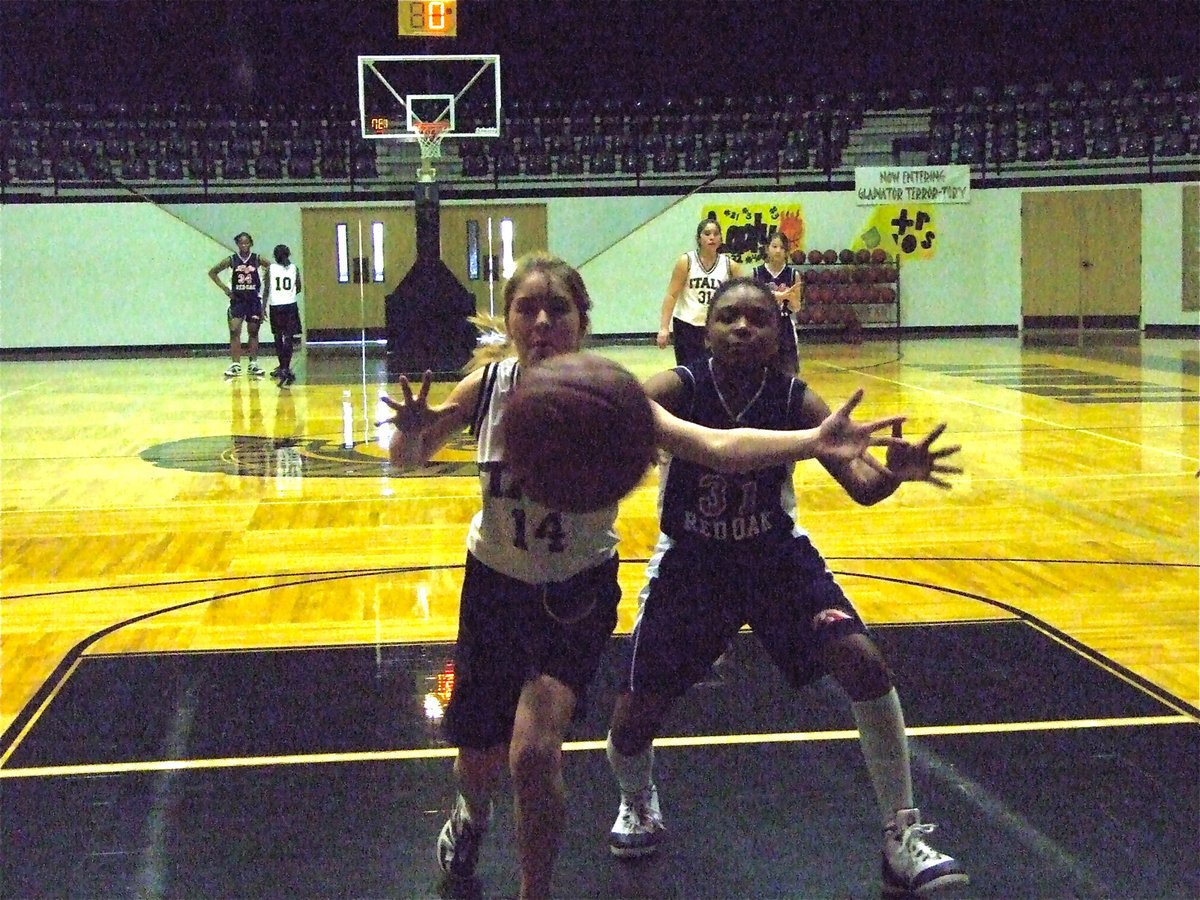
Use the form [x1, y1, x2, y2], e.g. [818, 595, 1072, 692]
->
[1, 334, 1197, 899]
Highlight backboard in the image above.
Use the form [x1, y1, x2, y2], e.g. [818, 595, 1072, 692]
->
[357, 54, 501, 141]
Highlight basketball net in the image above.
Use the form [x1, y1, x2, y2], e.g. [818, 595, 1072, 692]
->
[413, 120, 450, 182]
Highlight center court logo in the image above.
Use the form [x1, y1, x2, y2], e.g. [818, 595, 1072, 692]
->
[139, 431, 479, 479]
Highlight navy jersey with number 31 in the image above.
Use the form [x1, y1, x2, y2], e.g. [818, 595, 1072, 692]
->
[659, 362, 808, 547]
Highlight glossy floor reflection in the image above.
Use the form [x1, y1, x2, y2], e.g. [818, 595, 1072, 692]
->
[1, 336, 1196, 899]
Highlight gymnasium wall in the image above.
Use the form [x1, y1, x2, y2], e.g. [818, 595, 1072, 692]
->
[0, 181, 1195, 350]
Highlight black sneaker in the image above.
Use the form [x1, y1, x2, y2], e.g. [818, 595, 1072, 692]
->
[437, 795, 492, 880]
[269, 365, 283, 377]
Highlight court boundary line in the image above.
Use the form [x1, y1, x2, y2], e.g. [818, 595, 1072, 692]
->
[1, 715, 1193, 779]
[811, 357, 1199, 465]
[4, 562, 1196, 760]
[4, 555, 1193, 601]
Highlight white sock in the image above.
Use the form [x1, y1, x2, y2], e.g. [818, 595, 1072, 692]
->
[606, 730, 654, 795]
[851, 687, 914, 825]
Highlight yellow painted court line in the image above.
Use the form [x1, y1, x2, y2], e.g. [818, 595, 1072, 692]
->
[1, 715, 1192, 779]
[0, 657, 84, 770]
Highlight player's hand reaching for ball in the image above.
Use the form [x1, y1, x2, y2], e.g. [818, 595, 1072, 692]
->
[813, 389, 906, 471]
[884, 421, 962, 488]
[378, 371, 461, 468]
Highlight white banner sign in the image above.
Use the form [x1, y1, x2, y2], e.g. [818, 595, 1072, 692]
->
[855, 165, 971, 204]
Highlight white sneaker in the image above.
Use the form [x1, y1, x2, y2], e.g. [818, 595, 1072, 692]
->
[609, 784, 665, 858]
[224, 362, 242, 377]
[436, 794, 491, 880]
[882, 807, 968, 895]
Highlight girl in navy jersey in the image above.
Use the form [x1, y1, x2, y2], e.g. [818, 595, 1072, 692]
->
[208, 231, 268, 378]
[658, 218, 742, 367]
[380, 253, 906, 900]
[752, 231, 802, 375]
[606, 278, 967, 896]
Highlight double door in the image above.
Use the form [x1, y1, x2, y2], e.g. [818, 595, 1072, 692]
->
[299, 203, 548, 338]
[1021, 189, 1141, 328]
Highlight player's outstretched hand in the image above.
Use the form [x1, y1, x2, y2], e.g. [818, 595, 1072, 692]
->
[884, 421, 962, 488]
[815, 389, 905, 470]
[377, 371, 459, 467]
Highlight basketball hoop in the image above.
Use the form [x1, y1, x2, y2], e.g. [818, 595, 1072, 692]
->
[413, 120, 450, 160]
[413, 120, 450, 182]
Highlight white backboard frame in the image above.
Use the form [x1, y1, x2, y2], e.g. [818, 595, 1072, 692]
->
[357, 54, 501, 141]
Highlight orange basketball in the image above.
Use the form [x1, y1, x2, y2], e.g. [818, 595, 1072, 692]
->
[502, 353, 657, 513]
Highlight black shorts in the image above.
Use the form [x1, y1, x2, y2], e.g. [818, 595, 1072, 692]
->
[269, 303, 302, 338]
[627, 534, 865, 698]
[671, 318, 708, 368]
[228, 295, 262, 323]
[443, 551, 621, 750]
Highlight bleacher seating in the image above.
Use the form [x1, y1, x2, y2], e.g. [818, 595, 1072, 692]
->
[589, 148, 617, 175]
[1, 76, 1196, 194]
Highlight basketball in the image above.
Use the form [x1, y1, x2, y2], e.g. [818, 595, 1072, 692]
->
[502, 353, 657, 513]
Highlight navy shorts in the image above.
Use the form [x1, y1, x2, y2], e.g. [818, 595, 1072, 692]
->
[626, 534, 865, 698]
[228, 295, 262, 323]
[444, 551, 621, 750]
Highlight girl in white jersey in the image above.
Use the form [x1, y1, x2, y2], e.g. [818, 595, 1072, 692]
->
[264, 244, 303, 386]
[657, 218, 742, 366]
[380, 252, 906, 900]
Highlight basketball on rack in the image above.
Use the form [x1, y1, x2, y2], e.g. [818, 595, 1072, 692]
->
[502, 353, 657, 513]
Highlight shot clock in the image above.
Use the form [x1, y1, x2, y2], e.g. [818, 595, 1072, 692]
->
[398, 1, 457, 37]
